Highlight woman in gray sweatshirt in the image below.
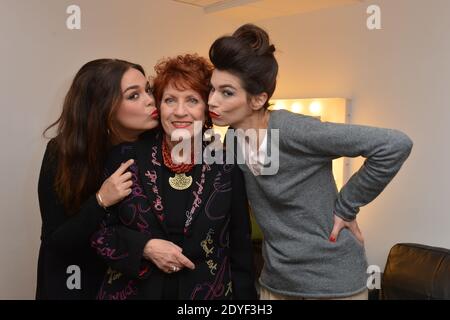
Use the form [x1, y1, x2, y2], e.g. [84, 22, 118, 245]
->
[207, 24, 413, 299]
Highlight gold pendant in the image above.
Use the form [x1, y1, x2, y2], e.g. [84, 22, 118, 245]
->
[169, 173, 193, 190]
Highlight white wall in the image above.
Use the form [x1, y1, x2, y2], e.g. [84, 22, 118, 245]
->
[258, 0, 450, 272]
[1, 0, 449, 299]
[0, 0, 238, 299]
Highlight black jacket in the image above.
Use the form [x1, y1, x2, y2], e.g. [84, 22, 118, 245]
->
[91, 131, 257, 300]
[36, 140, 107, 299]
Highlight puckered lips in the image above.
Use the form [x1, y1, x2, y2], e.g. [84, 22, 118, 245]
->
[150, 110, 159, 119]
[209, 111, 220, 119]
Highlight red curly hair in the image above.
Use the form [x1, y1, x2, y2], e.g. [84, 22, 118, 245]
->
[152, 54, 213, 128]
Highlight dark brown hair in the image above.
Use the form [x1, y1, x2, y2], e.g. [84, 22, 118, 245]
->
[44, 59, 145, 214]
[209, 24, 278, 108]
[152, 54, 213, 129]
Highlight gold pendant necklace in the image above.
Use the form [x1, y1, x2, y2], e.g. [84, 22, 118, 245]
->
[169, 173, 193, 190]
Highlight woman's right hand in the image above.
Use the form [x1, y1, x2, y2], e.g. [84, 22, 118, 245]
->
[97, 159, 135, 207]
[143, 239, 195, 273]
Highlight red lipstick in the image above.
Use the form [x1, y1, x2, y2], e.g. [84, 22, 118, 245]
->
[209, 111, 220, 119]
[151, 110, 159, 119]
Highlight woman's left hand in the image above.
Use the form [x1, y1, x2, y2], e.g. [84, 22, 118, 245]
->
[329, 214, 364, 245]
[143, 239, 195, 273]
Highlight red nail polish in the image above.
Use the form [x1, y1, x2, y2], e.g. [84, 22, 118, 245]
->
[329, 236, 336, 243]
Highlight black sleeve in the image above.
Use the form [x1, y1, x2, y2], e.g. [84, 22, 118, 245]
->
[229, 165, 258, 300]
[38, 140, 106, 254]
[90, 142, 154, 279]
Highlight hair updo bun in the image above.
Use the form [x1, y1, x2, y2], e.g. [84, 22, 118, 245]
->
[209, 24, 278, 109]
[232, 24, 276, 56]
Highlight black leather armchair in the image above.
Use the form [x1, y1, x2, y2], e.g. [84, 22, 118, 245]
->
[381, 243, 450, 299]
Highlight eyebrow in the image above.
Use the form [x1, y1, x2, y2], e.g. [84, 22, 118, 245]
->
[123, 82, 151, 94]
[212, 84, 237, 90]
[162, 93, 200, 99]
[123, 85, 140, 94]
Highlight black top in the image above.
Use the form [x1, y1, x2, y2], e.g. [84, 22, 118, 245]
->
[161, 165, 192, 244]
[36, 140, 107, 299]
[160, 165, 193, 299]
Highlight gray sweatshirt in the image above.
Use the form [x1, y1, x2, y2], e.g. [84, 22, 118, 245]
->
[239, 110, 413, 298]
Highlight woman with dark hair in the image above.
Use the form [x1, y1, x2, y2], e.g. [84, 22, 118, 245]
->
[91, 54, 257, 300]
[208, 24, 413, 300]
[37, 59, 159, 299]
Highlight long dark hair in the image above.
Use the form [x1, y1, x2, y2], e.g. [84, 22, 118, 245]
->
[44, 59, 145, 214]
[209, 24, 278, 108]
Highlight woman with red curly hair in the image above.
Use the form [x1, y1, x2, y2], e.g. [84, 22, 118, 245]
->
[91, 54, 257, 300]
